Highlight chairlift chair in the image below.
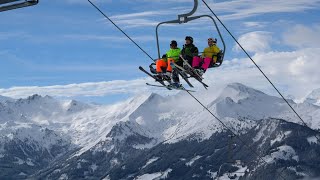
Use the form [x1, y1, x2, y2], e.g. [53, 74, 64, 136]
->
[155, 0, 226, 68]
[0, 0, 38, 12]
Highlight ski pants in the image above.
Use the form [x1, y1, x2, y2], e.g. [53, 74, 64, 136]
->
[172, 60, 183, 83]
[192, 56, 212, 70]
[156, 58, 174, 73]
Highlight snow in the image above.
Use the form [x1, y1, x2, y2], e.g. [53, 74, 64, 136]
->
[77, 162, 81, 169]
[253, 124, 267, 142]
[287, 166, 307, 177]
[217, 165, 248, 180]
[186, 155, 202, 166]
[134, 169, 172, 180]
[142, 157, 159, 169]
[26, 158, 35, 166]
[14, 157, 24, 165]
[212, 84, 292, 121]
[102, 176, 111, 180]
[270, 131, 292, 146]
[1, 83, 320, 165]
[58, 174, 68, 180]
[307, 136, 318, 144]
[18, 172, 27, 176]
[133, 140, 158, 149]
[305, 88, 320, 106]
[7, 133, 14, 140]
[110, 158, 120, 167]
[53, 169, 61, 174]
[0, 95, 13, 103]
[253, 120, 279, 146]
[216, 83, 264, 103]
[161, 169, 172, 179]
[90, 163, 98, 172]
[264, 145, 299, 164]
[135, 172, 162, 180]
[207, 170, 218, 179]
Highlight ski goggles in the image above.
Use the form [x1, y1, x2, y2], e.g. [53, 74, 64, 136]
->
[208, 38, 216, 43]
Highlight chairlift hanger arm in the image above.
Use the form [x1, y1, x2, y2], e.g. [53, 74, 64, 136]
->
[0, 0, 38, 12]
[178, 0, 198, 23]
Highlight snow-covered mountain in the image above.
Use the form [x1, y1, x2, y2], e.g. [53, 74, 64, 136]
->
[0, 95, 13, 103]
[305, 88, 320, 106]
[1, 83, 320, 179]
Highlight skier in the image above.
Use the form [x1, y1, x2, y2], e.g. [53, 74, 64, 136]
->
[192, 37, 220, 75]
[181, 36, 199, 69]
[155, 40, 182, 87]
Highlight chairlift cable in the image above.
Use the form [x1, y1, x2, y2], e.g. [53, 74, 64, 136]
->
[186, 91, 287, 180]
[87, 0, 154, 61]
[202, 0, 319, 142]
[87, 1, 287, 179]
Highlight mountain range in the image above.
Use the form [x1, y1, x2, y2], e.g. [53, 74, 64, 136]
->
[0, 83, 319, 180]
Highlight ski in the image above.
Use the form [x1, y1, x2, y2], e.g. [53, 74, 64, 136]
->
[146, 83, 196, 92]
[173, 58, 209, 89]
[171, 61, 189, 74]
[170, 61, 194, 88]
[177, 68, 194, 88]
[179, 55, 203, 79]
[197, 77, 209, 89]
[139, 66, 172, 90]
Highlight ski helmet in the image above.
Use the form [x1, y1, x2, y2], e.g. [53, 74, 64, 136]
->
[170, 40, 177, 46]
[185, 36, 193, 43]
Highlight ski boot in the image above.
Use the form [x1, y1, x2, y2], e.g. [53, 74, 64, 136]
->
[170, 82, 182, 89]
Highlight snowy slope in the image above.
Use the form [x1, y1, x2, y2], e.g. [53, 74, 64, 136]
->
[2, 83, 320, 150]
[305, 88, 320, 106]
[0, 95, 14, 103]
[204, 83, 320, 130]
[1, 83, 320, 179]
[0, 120, 72, 178]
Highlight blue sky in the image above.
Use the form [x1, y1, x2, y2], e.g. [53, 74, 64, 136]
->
[1, 0, 320, 103]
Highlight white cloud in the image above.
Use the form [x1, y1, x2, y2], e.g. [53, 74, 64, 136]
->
[66, 0, 319, 40]
[0, 77, 178, 99]
[233, 31, 273, 53]
[0, 79, 146, 98]
[243, 22, 268, 28]
[110, 11, 172, 20]
[112, 19, 159, 29]
[63, 34, 155, 43]
[283, 24, 320, 48]
[1, 47, 320, 101]
[64, 0, 112, 5]
[104, 0, 320, 29]
[208, 0, 320, 20]
[215, 48, 320, 98]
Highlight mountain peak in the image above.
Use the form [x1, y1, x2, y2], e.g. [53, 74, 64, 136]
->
[65, 100, 91, 112]
[129, 93, 163, 108]
[20, 94, 53, 102]
[307, 88, 320, 99]
[0, 95, 14, 103]
[225, 83, 263, 93]
[217, 83, 266, 103]
[305, 88, 320, 106]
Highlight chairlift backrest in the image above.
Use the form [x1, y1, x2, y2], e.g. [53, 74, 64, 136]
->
[0, 0, 38, 12]
[210, 50, 224, 68]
